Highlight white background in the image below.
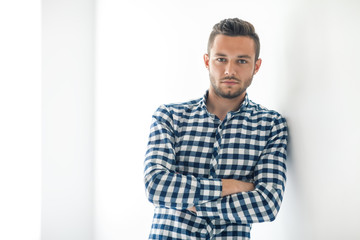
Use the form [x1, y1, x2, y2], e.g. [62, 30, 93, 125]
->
[2, 0, 360, 239]
[0, 1, 41, 240]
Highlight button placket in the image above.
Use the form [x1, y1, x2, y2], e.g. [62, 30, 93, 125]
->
[210, 117, 229, 178]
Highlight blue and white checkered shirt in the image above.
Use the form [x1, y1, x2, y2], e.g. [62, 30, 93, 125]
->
[144, 92, 288, 239]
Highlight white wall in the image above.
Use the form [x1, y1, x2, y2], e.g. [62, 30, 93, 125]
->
[42, 0, 95, 239]
[0, 1, 41, 240]
[281, 1, 360, 239]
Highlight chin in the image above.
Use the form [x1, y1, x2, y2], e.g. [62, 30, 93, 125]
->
[219, 89, 244, 99]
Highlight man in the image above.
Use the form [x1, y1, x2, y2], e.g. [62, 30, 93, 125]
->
[144, 18, 288, 239]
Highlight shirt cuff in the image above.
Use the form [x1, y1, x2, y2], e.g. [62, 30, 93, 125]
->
[196, 178, 222, 204]
[195, 198, 221, 218]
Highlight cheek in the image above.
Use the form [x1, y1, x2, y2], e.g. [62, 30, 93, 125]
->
[239, 66, 255, 75]
[209, 69, 221, 79]
[209, 64, 222, 75]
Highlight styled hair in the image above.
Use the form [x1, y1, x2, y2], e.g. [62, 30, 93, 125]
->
[207, 18, 260, 60]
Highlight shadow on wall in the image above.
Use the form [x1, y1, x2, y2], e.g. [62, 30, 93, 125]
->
[283, 1, 360, 239]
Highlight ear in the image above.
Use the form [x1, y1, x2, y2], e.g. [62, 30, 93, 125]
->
[203, 53, 210, 70]
[253, 58, 262, 75]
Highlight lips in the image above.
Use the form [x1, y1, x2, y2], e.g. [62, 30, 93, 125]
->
[221, 79, 239, 85]
[221, 76, 240, 82]
[222, 81, 238, 86]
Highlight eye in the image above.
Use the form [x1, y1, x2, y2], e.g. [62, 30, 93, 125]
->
[216, 58, 227, 62]
[238, 59, 247, 64]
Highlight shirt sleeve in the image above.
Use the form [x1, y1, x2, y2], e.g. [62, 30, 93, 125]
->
[144, 105, 222, 210]
[195, 115, 288, 224]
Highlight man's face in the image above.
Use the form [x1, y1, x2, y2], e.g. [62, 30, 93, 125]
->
[204, 35, 262, 100]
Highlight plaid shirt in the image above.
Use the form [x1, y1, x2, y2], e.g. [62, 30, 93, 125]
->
[144, 92, 288, 239]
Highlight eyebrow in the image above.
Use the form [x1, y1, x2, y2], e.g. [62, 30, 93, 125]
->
[237, 55, 252, 59]
[213, 53, 252, 59]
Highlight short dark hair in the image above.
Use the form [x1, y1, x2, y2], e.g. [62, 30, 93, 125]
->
[207, 18, 260, 60]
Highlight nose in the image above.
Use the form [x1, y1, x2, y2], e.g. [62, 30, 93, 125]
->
[224, 61, 236, 75]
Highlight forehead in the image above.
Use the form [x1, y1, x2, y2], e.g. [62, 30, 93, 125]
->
[210, 35, 255, 57]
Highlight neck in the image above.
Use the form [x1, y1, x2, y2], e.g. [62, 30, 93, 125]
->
[206, 90, 246, 121]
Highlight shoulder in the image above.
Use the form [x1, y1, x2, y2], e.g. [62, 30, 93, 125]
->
[152, 97, 203, 123]
[152, 97, 203, 132]
[246, 99, 287, 125]
[245, 100, 288, 141]
[164, 97, 202, 111]
[155, 97, 202, 116]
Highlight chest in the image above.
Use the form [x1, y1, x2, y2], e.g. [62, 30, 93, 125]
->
[174, 118, 271, 179]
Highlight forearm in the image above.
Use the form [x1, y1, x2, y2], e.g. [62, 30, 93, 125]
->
[144, 166, 222, 209]
[189, 179, 254, 214]
[195, 182, 284, 223]
[221, 179, 254, 197]
[146, 172, 254, 210]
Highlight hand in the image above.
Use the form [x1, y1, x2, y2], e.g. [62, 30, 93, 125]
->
[187, 206, 197, 213]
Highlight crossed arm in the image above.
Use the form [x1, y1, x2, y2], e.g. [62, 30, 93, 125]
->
[187, 179, 255, 213]
[144, 107, 288, 224]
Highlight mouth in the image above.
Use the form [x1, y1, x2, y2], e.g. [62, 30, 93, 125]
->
[221, 80, 239, 85]
[221, 76, 240, 84]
